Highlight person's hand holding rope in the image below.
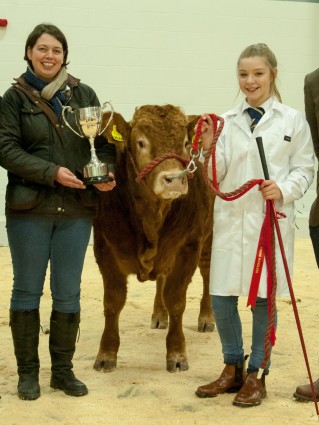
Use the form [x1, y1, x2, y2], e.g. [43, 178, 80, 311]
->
[259, 180, 283, 201]
[195, 114, 215, 151]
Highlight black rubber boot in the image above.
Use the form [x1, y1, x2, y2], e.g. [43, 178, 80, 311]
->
[49, 310, 88, 397]
[10, 309, 41, 400]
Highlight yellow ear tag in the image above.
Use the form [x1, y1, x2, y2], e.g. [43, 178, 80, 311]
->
[111, 125, 123, 142]
[191, 135, 201, 145]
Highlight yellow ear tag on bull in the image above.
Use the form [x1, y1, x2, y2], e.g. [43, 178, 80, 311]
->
[111, 125, 123, 142]
[191, 135, 201, 145]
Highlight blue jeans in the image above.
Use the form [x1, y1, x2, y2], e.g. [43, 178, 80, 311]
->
[212, 295, 277, 373]
[7, 217, 92, 313]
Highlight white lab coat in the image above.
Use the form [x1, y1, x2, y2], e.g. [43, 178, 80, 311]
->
[209, 98, 315, 297]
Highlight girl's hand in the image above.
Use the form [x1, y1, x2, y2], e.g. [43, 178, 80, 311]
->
[259, 180, 283, 200]
[195, 114, 215, 150]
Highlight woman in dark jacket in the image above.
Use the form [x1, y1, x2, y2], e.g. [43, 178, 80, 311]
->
[0, 23, 116, 400]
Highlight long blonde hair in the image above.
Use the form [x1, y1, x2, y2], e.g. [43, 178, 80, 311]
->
[237, 43, 282, 103]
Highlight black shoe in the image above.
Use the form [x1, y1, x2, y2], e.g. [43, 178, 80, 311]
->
[50, 370, 88, 397]
[18, 374, 40, 400]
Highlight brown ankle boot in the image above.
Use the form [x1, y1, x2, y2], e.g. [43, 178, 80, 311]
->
[293, 378, 319, 402]
[195, 360, 246, 398]
[233, 371, 266, 407]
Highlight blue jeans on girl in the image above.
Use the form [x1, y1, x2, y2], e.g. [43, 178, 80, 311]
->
[212, 295, 277, 374]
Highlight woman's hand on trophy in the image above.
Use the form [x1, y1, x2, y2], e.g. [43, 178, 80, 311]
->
[55, 167, 86, 189]
[93, 173, 116, 192]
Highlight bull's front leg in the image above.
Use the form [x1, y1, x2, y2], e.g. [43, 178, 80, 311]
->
[151, 274, 168, 329]
[93, 272, 127, 373]
[162, 240, 203, 372]
[163, 281, 188, 373]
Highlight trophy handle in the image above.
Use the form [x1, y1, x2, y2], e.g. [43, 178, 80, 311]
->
[62, 105, 84, 138]
[98, 101, 114, 136]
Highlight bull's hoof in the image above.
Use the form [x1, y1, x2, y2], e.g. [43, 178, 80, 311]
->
[93, 358, 117, 372]
[198, 321, 215, 333]
[151, 317, 168, 329]
[166, 359, 189, 373]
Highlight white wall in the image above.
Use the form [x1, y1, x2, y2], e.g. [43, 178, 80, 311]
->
[0, 0, 318, 245]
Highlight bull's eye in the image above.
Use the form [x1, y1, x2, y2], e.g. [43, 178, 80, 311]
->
[184, 140, 190, 148]
[137, 140, 145, 149]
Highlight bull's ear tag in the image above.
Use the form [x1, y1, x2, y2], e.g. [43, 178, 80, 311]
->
[111, 125, 123, 141]
[191, 135, 201, 146]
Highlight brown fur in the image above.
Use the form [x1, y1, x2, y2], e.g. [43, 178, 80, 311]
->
[93, 105, 214, 373]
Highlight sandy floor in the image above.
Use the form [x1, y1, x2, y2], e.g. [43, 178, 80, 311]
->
[1, 238, 319, 425]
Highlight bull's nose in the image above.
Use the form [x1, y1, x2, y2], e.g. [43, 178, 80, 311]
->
[162, 174, 188, 196]
[153, 169, 189, 199]
[163, 173, 187, 187]
[164, 174, 187, 185]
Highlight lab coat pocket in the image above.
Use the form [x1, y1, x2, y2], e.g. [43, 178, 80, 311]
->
[213, 211, 239, 250]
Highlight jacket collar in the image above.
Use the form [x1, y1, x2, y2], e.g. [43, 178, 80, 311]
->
[224, 97, 282, 135]
[13, 73, 80, 92]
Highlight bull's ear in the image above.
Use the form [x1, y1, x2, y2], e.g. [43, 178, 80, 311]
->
[100, 112, 131, 153]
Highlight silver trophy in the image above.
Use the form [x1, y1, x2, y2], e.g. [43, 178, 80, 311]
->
[62, 102, 114, 184]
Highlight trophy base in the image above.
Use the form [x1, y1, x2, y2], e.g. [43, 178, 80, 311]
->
[83, 175, 114, 185]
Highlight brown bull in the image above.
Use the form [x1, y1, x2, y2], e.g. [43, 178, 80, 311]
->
[93, 104, 214, 373]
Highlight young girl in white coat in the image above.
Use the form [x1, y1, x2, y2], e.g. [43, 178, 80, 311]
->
[195, 43, 315, 407]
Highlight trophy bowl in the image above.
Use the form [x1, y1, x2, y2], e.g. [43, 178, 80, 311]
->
[62, 102, 114, 185]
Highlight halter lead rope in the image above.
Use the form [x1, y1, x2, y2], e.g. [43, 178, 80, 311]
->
[130, 152, 194, 183]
